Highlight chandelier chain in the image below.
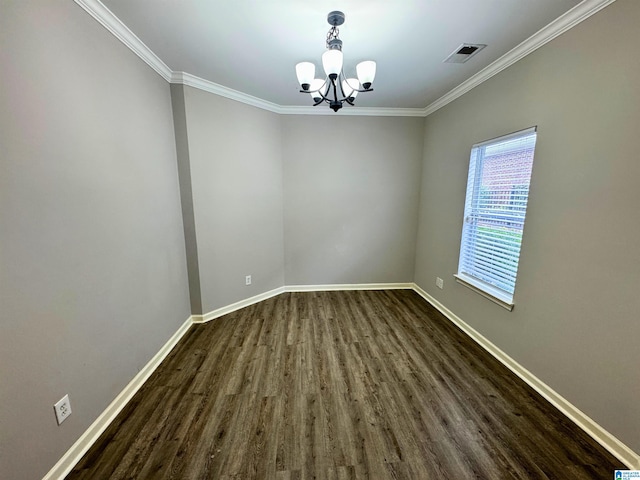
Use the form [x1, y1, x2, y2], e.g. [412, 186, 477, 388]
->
[326, 26, 340, 48]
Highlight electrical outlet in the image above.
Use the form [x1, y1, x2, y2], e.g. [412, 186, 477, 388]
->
[54, 394, 72, 425]
[245, 275, 252, 286]
[436, 277, 444, 289]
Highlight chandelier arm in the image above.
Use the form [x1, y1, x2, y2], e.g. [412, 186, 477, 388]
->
[323, 78, 332, 99]
[316, 80, 331, 105]
[331, 77, 339, 103]
[303, 83, 372, 99]
[328, 71, 348, 104]
[304, 78, 330, 97]
[338, 71, 348, 99]
[309, 80, 330, 107]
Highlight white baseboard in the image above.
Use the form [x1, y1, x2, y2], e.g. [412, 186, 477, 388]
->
[193, 284, 414, 324]
[411, 283, 640, 470]
[285, 282, 414, 292]
[42, 316, 194, 480]
[196, 287, 286, 323]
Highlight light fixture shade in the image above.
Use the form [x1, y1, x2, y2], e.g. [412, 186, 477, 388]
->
[356, 60, 376, 88]
[309, 79, 325, 101]
[342, 78, 360, 99]
[295, 62, 315, 89]
[322, 49, 343, 77]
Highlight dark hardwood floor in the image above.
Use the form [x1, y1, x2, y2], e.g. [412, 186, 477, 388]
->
[67, 290, 622, 479]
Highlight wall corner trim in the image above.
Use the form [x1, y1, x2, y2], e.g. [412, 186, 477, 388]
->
[42, 316, 194, 480]
[411, 283, 640, 470]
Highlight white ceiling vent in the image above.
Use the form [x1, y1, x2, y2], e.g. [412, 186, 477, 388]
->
[444, 43, 487, 64]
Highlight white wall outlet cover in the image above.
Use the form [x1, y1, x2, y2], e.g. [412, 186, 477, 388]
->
[54, 394, 72, 425]
[436, 277, 444, 289]
[245, 275, 252, 285]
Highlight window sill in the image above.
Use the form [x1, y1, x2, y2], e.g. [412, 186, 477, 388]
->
[454, 274, 514, 311]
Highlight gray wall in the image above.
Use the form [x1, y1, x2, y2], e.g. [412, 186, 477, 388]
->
[414, 0, 640, 453]
[282, 116, 424, 285]
[169, 90, 426, 310]
[182, 88, 285, 313]
[0, 2, 191, 479]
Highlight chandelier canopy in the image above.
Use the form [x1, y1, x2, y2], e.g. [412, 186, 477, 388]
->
[295, 11, 376, 112]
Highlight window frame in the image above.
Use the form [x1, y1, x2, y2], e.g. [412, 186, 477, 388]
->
[454, 127, 538, 311]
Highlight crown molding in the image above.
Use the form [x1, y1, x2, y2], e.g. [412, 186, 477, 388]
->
[421, 0, 617, 116]
[171, 73, 426, 117]
[74, 0, 172, 82]
[171, 72, 283, 114]
[76, 0, 616, 118]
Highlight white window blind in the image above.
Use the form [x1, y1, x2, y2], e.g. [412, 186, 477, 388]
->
[456, 127, 537, 309]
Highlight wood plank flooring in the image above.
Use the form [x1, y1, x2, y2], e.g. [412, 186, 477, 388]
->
[67, 290, 623, 479]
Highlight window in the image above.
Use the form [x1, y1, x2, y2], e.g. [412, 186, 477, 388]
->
[455, 127, 537, 310]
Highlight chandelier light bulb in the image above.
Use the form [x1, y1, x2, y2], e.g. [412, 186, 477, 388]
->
[356, 61, 376, 89]
[322, 49, 343, 79]
[295, 62, 315, 90]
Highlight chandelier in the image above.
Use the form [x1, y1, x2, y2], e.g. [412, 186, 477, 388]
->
[295, 11, 376, 112]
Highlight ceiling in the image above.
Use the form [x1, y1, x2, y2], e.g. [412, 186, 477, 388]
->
[98, 0, 586, 110]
